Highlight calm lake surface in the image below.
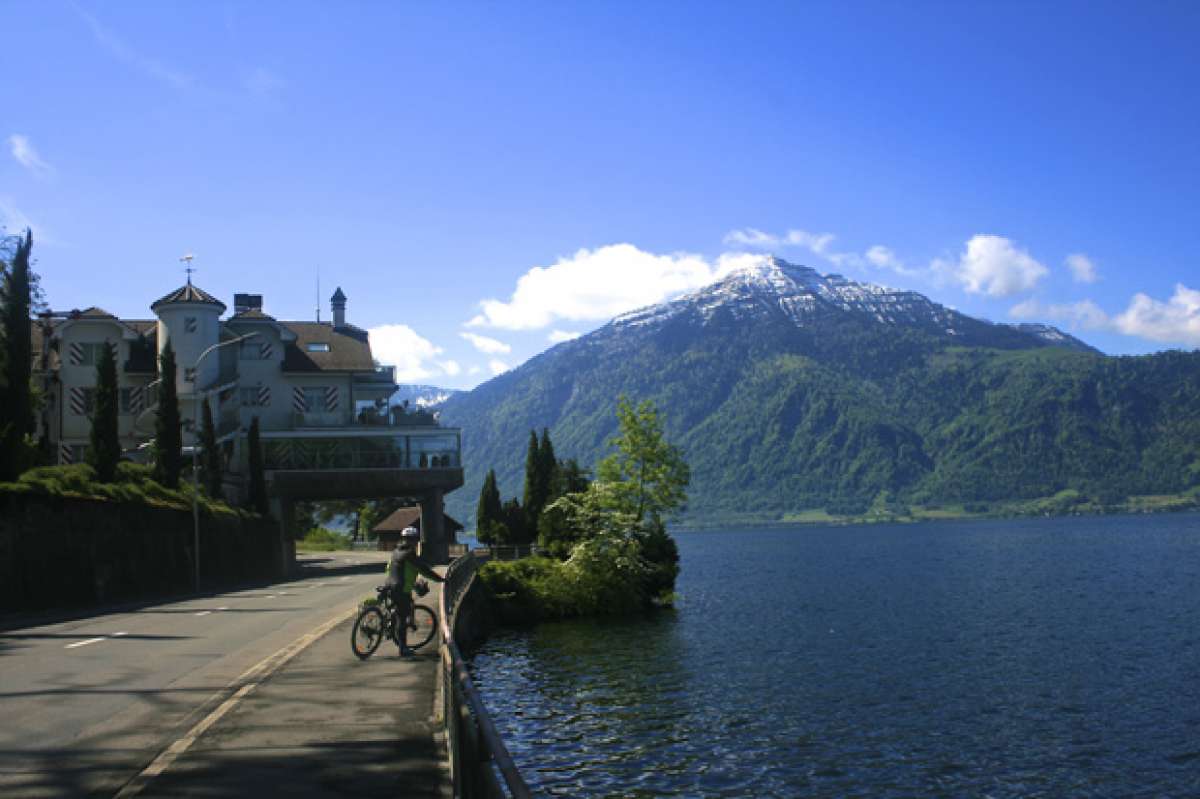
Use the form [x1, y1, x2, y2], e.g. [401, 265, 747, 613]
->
[468, 514, 1200, 797]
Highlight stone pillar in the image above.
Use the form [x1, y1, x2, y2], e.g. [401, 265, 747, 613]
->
[418, 488, 449, 564]
[270, 496, 296, 577]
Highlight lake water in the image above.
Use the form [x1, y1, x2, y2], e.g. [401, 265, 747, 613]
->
[468, 514, 1200, 797]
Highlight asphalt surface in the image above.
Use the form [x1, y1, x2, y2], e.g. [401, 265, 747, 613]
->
[0, 550, 446, 798]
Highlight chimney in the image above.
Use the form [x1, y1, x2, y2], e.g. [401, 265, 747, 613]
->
[331, 287, 347, 327]
[234, 293, 263, 315]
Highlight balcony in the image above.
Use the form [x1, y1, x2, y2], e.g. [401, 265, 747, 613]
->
[260, 428, 461, 472]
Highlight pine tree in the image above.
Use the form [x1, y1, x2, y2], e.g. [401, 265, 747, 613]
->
[154, 342, 183, 488]
[200, 398, 222, 497]
[522, 429, 539, 512]
[0, 230, 34, 480]
[537, 427, 557, 506]
[246, 416, 269, 515]
[476, 468, 503, 543]
[87, 341, 120, 482]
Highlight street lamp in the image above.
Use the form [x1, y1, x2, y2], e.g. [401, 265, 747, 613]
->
[189, 331, 259, 590]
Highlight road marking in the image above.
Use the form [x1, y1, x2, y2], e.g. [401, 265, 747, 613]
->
[217, 606, 229, 612]
[265, 594, 276, 599]
[114, 606, 357, 797]
[195, 611, 211, 617]
[65, 637, 105, 649]
[65, 631, 128, 649]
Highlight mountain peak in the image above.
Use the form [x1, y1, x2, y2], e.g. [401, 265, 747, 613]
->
[612, 256, 1094, 352]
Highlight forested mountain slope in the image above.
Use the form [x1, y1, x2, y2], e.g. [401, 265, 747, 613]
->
[440, 258, 1200, 525]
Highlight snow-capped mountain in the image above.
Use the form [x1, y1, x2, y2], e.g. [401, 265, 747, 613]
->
[390, 384, 460, 409]
[614, 255, 1095, 352]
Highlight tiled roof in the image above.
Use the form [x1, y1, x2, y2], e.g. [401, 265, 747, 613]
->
[231, 308, 277, 321]
[372, 507, 463, 533]
[76, 306, 118, 319]
[279, 321, 375, 372]
[151, 282, 227, 312]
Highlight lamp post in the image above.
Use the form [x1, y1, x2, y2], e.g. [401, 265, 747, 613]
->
[189, 332, 259, 590]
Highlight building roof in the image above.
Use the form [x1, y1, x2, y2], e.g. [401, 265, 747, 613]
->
[372, 507, 464, 533]
[230, 308, 277, 321]
[151, 281, 227, 313]
[280, 321, 375, 372]
[331, 287, 347, 303]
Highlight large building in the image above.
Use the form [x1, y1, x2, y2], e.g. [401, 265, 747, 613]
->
[32, 282, 464, 562]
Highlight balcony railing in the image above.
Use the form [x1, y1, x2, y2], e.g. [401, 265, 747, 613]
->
[260, 432, 461, 471]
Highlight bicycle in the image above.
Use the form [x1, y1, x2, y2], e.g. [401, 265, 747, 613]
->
[351, 581, 438, 659]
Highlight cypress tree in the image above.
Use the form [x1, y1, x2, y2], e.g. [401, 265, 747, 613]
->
[476, 468, 503, 543]
[522, 429, 539, 511]
[87, 341, 120, 482]
[154, 341, 183, 488]
[0, 230, 34, 480]
[200, 397, 222, 497]
[247, 416, 269, 515]
[537, 427, 557, 505]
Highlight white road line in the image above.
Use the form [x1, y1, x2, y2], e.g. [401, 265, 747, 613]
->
[65, 637, 105, 649]
[265, 594, 276, 599]
[195, 611, 211, 617]
[115, 607, 356, 797]
[217, 606, 229, 612]
[65, 631, 128, 649]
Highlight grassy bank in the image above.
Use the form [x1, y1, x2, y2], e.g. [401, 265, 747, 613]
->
[675, 488, 1200, 530]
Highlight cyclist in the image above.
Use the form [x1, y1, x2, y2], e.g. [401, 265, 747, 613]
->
[385, 527, 444, 656]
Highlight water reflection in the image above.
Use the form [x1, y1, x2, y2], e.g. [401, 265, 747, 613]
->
[471, 515, 1200, 797]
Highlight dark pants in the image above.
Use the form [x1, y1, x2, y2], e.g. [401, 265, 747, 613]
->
[393, 589, 413, 650]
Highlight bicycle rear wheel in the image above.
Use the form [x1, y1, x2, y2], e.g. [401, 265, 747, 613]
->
[351, 606, 387, 660]
[404, 605, 437, 651]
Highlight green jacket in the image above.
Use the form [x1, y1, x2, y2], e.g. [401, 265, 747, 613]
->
[385, 547, 443, 593]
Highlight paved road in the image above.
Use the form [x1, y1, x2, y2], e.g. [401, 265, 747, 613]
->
[0, 551, 402, 797]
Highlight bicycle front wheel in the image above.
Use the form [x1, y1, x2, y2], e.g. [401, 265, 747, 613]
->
[351, 606, 386, 660]
[404, 605, 438, 651]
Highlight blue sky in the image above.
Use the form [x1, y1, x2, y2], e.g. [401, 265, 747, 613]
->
[4, 1, 1199, 388]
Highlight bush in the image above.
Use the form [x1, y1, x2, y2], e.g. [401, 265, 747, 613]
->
[480, 529, 671, 624]
[297, 526, 351, 551]
[0, 462, 245, 518]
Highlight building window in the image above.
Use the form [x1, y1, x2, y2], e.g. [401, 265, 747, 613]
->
[240, 387, 270, 407]
[71, 342, 110, 367]
[305, 342, 330, 352]
[240, 340, 272, 360]
[184, 367, 196, 383]
[119, 387, 137, 415]
[70, 388, 97, 415]
[185, 316, 198, 333]
[301, 387, 326, 411]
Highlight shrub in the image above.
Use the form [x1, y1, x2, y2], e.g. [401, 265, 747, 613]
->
[297, 526, 351, 551]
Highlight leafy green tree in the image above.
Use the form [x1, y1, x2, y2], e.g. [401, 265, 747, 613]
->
[596, 396, 690, 525]
[476, 468, 503, 543]
[550, 457, 590, 501]
[87, 342, 120, 482]
[153, 342, 183, 488]
[247, 416, 269, 515]
[199, 398, 222, 496]
[0, 230, 35, 480]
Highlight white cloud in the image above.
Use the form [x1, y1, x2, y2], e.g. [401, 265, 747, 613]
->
[459, 331, 511, 354]
[368, 324, 446, 382]
[1113, 284, 1200, 346]
[724, 227, 837, 256]
[467, 365, 483, 376]
[73, 5, 191, 89]
[467, 243, 720, 330]
[440, 360, 461, 376]
[1009, 298, 1109, 330]
[488, 359, 509, 375]
[1066, 253, 1098, 284]
[951, 234, 1048, 297]
[548, 330, 581, 343]
[7, 135, 52, 177]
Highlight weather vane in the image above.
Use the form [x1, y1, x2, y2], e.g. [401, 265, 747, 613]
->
[180, 253, 195, 283]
